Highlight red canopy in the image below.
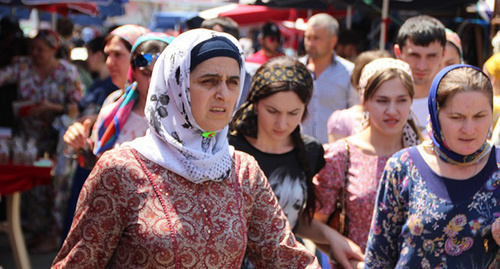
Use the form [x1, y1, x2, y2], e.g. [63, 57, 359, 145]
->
[199, 4, 346, 26]
[35, 3, 99, 16]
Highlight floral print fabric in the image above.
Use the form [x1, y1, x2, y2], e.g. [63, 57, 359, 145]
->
[53, 146, 320, 268]
[314, 139, 390, 252]
[365, 147, 500, 268]
[0, 56, 81, 104]
[0, 56, 82, 156]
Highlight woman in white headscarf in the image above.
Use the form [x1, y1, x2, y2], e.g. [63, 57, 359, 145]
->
[52, 29, 320, 268]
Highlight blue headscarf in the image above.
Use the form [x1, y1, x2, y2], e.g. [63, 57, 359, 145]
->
[428, 64, 492, 165]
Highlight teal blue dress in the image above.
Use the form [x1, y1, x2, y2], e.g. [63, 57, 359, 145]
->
[365, 146, 500, 268]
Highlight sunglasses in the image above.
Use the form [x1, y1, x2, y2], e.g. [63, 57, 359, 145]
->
[132, 53, 161, 69]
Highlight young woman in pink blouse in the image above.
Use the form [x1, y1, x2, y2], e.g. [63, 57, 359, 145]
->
[314, 58, 422, 268]
[52, 29, 320, 268]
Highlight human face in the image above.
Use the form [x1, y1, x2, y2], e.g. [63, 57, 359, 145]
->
[133, 61, 155, 101]
[304, 25, 337, 60]
[255, 91, 305, 143]
[262, 35, 280, 53]
[190, 57, 240, 132]
[31, 38, 57, 67]
[396, 40, 444, 88]
[438, 92, 492, 155]
[441, 43, 461, 68]
[336, 43, 358, 62]
[364, 78, 412, 136]
[104, 36, 131, 89]
[86, 50, 102, 72]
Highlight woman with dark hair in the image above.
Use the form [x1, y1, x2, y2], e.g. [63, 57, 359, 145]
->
[230, 56, 364, 269]
[365, 64, 500, 268]
[53, 29, 320, 268]
[314, 58, 422, 268]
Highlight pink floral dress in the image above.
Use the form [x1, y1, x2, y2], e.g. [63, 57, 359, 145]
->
[313, 139, 390, 252]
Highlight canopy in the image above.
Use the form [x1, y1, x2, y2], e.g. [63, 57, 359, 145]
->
[150, 11, 198, 30]
[199, 3, 346, 26]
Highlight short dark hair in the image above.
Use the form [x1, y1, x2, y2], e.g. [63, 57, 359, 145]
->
[396, 15, 446, 49]
[261, 22, 281, 38]
[86, 35, 105, 54]
[338, 29, 360, 46]
[56, 17, 74, 39]
[201, 17, 240, 40]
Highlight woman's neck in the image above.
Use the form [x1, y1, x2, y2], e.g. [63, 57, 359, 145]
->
[353, 127, 403, 156]
[133, 93, 146, 117]
[245, 133, 294, 154]
[35, 58, 59, 79]
[418, 142, 490, 180]
[98, 64, 110, 80]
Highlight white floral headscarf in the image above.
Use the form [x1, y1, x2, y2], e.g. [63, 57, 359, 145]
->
[129, 29, 245, 184]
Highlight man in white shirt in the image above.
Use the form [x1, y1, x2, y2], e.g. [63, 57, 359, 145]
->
[394, 15, 446, 137]
[300, 13, 358, 144]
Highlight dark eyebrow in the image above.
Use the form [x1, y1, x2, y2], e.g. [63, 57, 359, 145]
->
[199, 73, 221, 78]
[264, 104, 302, 113]
[198, 74, 240, 80]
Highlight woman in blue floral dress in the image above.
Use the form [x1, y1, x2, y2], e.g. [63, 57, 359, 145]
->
[365, 64, 500, 268]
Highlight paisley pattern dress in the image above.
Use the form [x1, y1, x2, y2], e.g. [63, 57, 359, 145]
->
[53, 146, 320, 268]
[365, 147, 500, 268]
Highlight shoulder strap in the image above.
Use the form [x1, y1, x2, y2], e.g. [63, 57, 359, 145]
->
[338, 138, 350, 234]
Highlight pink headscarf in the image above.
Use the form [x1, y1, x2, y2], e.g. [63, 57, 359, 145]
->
[109, 24, 149, 48]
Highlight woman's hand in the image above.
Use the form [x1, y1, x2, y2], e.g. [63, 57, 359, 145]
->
[492, 218, 500, 245]
[327, 230, 364, 269]
[63, 119, 92, 151]
[348, 259, 365, 269]
[296, 218, 364, 269]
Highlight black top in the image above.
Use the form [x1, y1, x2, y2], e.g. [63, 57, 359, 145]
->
[229, 133, 325, 182]
[229, 133, 325, 229]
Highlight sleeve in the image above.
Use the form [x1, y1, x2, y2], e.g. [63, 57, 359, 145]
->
[313, 142, 347, 216]
[364, 154, 407, 268]
[327, 109, 349, 137]
[303, 135, 326, 176]
[242, 155, 320, 268]
[0, 58, 20, 87]
[52, 151, 132, 268]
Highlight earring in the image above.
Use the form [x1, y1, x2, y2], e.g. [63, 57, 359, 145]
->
[362, 111, 370, 128]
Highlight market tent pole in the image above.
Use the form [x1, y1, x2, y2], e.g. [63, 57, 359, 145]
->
[379, 0, 389, 49]
[346, 5, 352, 29]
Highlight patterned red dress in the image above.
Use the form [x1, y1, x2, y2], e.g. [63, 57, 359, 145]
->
[314, 139, 390, 252]
[53, 146, 319, 268]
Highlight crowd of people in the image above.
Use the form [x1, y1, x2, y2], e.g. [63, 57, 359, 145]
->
[1, 10, 500, 269]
